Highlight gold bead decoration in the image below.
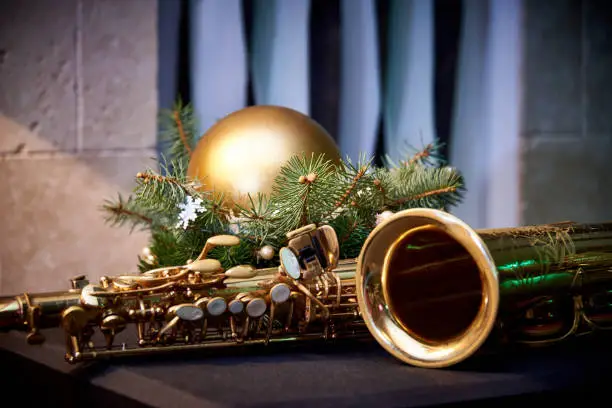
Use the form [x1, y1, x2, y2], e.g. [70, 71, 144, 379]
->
[187, 105, 341, 207]
[259, 245, 275, 261]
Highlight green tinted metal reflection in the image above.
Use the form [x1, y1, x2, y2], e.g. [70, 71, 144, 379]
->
[497, 259, 537, 271]
[499, 273, 573, 291]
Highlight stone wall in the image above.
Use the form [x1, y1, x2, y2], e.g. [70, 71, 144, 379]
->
[521, 0, 612, 224]
[0, 0, 158, 293]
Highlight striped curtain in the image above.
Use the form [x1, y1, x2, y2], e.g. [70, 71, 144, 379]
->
[160, 0, 523, 228]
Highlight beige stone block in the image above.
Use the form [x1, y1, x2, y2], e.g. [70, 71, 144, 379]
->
[0, 148, 157, 295]
[0, 0, 78, 152]
[81, 0, 158, 150]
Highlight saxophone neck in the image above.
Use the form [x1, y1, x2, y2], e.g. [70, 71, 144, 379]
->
[0, 289, 82, 345]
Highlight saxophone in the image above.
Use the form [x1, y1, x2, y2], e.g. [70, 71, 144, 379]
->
[2, 208, 612, 368]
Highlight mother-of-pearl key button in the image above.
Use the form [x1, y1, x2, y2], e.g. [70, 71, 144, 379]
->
[208, 235, 241, 246]
[187, 259, 222, 272]
[225, 265, 257, 279]
[280, 247, 301, 280]
[172, 304, 205, 321]
[228, 299, 244, 314]
[207, 297, 227, 316]
[270, 283, 291, 304]
[246, 298, 267, 318]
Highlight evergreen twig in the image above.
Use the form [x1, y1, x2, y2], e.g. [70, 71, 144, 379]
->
[101, 194, 167, 232]
[158, 99, 198, 167]
[134, 156, 203, 213]
[173, 109, 193, 158]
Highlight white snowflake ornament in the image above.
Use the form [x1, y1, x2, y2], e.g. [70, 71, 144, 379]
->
[176, 195, 206, 229]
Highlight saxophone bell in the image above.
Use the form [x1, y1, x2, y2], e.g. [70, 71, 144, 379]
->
[357, 208, 612, 368]
[356, 209, 500, 368]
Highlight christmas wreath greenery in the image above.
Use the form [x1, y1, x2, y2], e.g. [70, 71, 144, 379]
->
[102, 101, 465, 271]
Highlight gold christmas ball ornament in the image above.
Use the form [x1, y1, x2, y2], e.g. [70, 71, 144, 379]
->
[187, 105, 341, 206]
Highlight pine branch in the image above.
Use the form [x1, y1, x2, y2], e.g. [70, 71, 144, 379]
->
[101, 194, 166, 232]
[233, 193, 284, 247]
[208, 240, 262, 270]
[134, 156, 204, 213]
[173, 109, 192, 158]
[270, 153, 342, 232]
[187, 193, 231, 235]
[386, 166, 465, 211]
[158, 99, 198, 168]
[141, 229, 199, 270]
[329, 154, 372, 212]
[328, 215, 373, 258]
[404, 143, 435, 166]
[384, 139, 447, 169]
[392, 186, 458, 206]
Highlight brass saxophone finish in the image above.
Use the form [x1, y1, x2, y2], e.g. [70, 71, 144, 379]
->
[358, 209, 612, 368]
[2, 208, 612, 368]
[0, 223, 365, 364]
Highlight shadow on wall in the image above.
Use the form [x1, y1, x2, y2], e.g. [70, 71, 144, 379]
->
[0, 116, 153, 295]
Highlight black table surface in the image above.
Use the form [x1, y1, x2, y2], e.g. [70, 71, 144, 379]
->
[1, 328, 611, 408]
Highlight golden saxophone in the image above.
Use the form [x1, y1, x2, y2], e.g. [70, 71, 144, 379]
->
[2, 208, 612, 368]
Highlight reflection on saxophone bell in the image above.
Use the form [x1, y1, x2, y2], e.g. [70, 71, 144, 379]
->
[3, 208, 612, 368]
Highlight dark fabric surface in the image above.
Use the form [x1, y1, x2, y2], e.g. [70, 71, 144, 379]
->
[1, 349, 150, 408]
[1, 328, 611, 408]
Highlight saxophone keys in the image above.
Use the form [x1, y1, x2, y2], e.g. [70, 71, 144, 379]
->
[61, 305, 90, 336]
[196, 235, 241, 261]
[207, 235, 241, 247]
[100, 313, 127, 334]
[229, 315, 242, 343]
[228, 299, 244, 314]
[155, 316, 180, 343]
[103, 331, 115, 349]
[206, 297, 227, 316]
[279, 247, 302, 280]
[246, 298, 267, 318]
[187, 258, 223, 273]
[70, 275, 89, 290]
[235, 292, 249, 301]
[80, 284, 108, 308]
[169, 304, 205, 321]
[270, 283, 291, 304]
[194, 296, 209, 309]
[137, 322, 146, 346]
[225, 265, 257, 279]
